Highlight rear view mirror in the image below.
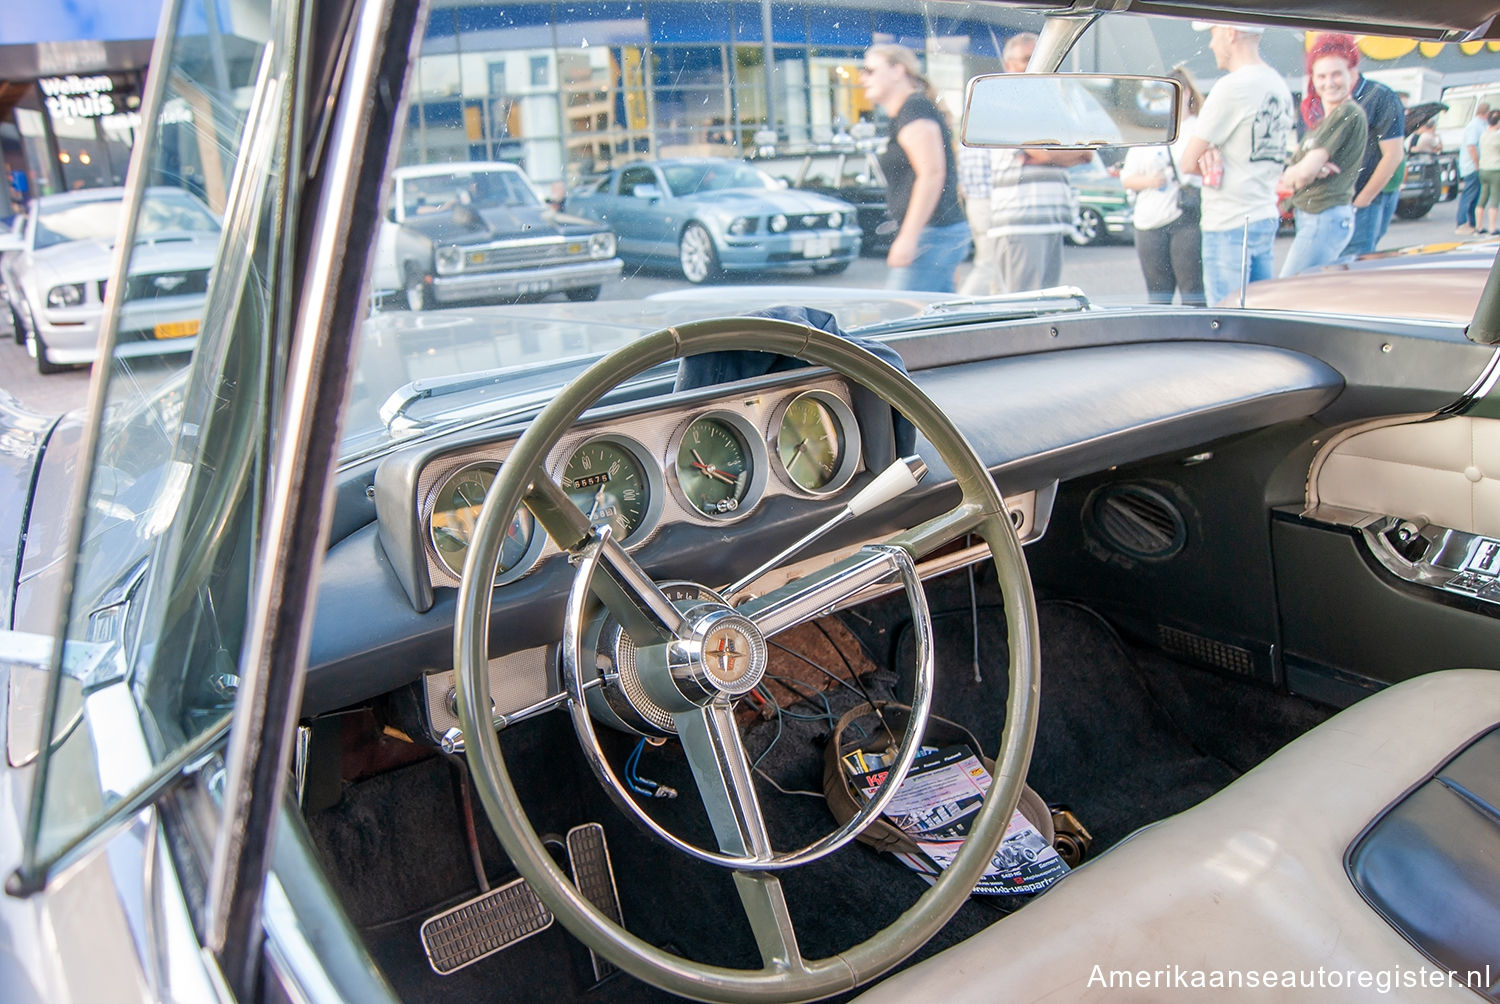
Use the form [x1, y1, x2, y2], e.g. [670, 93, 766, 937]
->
[961, 73, 1180, 149]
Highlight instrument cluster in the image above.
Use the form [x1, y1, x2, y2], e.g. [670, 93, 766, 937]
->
[416, 378, 864, 588]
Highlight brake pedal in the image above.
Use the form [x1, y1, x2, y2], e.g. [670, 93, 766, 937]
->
[567, 822, 624, 982]
[420, 876, 554, 975]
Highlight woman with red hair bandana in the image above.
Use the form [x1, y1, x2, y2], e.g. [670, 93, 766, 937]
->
[1277, 34, 1368, 275]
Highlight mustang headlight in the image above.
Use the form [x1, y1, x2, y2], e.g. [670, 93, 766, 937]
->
[769, 214, 788, 233]
[47, 283, 86, 308]
[435, 245, 464, 275]
[588, 230, 616, 259]
[726, 217, 756, 237]
[827, 211, 843, 229]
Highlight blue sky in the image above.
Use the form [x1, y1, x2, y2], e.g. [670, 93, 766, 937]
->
[1, 0, 163, 46]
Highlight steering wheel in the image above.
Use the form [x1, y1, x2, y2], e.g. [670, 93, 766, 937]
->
[454, 317, 1040, 1001]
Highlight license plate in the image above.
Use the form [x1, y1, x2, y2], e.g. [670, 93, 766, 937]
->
[517, 280, 552, 295]
[801, 235, 832, 259]
[154, 320, 200, 339]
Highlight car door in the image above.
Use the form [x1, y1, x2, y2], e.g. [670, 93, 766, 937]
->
[610, 164, 674, 260]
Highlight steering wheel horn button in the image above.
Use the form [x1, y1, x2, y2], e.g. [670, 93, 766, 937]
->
[676, 608, 768, 700]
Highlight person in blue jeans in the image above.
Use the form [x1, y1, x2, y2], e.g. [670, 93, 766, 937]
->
[1458, 103, 1491, 234]
[1279, 35, 1368, 277]
[1179, 23, 1294, 307]
[863, 43, 970, 292]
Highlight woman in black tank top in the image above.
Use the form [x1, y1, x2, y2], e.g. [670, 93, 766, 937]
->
[862, 44, 971, 292]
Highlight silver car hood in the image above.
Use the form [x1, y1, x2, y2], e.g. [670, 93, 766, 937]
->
[29, 232, 220, 287]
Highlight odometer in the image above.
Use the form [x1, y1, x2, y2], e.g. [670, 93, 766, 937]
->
[562, 437, 652, 543]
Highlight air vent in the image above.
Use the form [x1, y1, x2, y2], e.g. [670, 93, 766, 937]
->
[1159, 625, 1254, 676]
[1086, 484, 1186, 560]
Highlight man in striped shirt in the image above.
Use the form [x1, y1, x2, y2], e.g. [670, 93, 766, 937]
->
[984, 33, 1091, 293]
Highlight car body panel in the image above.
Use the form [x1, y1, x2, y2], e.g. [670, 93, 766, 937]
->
[1239, 239, 1497, 322]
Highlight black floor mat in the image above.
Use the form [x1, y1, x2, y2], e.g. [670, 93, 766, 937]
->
[305, 586, 1328, 1001]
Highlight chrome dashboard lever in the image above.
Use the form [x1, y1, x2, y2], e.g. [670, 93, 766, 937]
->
[722, 455, 927, 601]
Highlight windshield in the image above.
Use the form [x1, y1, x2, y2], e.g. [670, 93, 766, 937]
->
[34, 197, 125, 249]
[349, 4, 1490, 461]
[402, 168, 542, 215]
[662, 162, 775, 196]
[35, 190, 220, 250]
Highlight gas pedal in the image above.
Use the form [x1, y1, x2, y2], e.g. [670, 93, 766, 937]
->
[567, 822, 624, 982]
[420, 876, 554, 975]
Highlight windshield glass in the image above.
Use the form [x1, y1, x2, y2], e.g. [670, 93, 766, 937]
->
[350, 4, 1483, 462]
[34, 197, 125, 249]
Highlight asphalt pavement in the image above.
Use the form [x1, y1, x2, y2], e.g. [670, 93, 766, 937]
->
[0, 205, 1464, 419]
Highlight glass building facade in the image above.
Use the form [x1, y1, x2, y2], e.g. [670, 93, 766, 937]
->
[401, 1, 1043, 186]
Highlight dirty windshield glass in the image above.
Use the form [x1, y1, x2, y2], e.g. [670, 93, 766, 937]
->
[349, 4, 1482, 461]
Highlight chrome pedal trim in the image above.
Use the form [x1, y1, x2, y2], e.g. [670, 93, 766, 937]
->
[567, 822, 623, 982]
[419, 876, 554, 975]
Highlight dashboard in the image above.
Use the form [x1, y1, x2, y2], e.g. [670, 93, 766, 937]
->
[309, 328, 1395, 728]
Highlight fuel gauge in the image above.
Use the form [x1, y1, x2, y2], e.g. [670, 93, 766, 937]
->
[771, 390, 861, 495]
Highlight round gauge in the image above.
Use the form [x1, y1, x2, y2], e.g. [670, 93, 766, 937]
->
[674, 414, 759, 519]
[429, 462, 539, 581]
[771, 390, 861, 495]
[561, 436, 656, 544]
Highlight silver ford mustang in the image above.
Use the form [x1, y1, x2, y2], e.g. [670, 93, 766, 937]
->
[1, 0, 1498, 1001]
[1, 187, 219, 373]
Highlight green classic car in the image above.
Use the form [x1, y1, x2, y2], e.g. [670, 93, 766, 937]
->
[1067, 155, 1134, 247]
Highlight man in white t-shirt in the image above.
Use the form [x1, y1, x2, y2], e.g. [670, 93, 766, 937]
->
[1179, 22, 1293, 307]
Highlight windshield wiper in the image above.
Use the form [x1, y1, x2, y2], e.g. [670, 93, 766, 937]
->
[853, 286, 1091, 336]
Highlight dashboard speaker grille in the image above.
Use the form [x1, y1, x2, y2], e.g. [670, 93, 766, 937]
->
[1087, 484, 1186, 560]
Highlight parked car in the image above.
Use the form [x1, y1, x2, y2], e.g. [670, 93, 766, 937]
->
[1238, 237, 1497, 321]
[1065, 155, 1133, 246]
[373, 162, 622, 310]
[6, 1, 1500, 1003]
[0, 187, 219, 372]
[566, 157, 862, 282]
[1396, 102, 1460, 220]
[750, 147, 893, 255]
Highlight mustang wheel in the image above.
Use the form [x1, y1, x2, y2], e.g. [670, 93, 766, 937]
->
[678, 222, 720, 284]
[1068, 206, 1105, 246]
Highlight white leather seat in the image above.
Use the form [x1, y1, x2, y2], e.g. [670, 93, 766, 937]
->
[859, 669, 1500, 1002]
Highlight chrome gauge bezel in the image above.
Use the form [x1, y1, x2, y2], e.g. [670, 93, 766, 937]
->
[424, 460, 546, 584]
[768, 389, 862, 496]
[666, 409, 769, 523]
[554, 433, 665, 548]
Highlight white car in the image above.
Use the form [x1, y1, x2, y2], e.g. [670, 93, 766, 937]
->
[1, 187, 220, 373]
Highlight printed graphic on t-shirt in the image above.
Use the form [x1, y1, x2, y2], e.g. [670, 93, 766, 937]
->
[1250, 92, 1292, 163]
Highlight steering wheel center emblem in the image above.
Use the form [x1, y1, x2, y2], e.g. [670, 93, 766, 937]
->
[689, 611, 767, 696]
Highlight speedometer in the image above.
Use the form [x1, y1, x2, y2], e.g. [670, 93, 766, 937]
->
[429, 462, 539, 582]
[561, 436, 658, 544]
[772, 390, 860, 495]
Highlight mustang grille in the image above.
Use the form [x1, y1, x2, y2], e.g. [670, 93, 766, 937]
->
[785, 213, 837, 231]
[101, 269, 212, 301]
